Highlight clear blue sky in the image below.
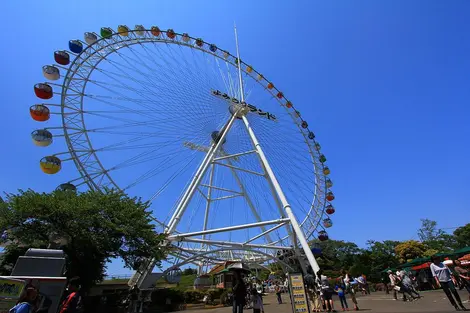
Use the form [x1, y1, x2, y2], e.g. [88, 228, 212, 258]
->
[1, 1, 469, 275]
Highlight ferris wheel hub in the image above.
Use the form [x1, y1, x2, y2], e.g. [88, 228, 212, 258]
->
[229, 102, 249, 119]
[211, 131, 227, 145]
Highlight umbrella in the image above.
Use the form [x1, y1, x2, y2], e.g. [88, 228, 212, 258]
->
[432, 252, 456, 258]
[227, 262, 251, 273]
[459, 254, 470, 261]
[412, 262, 431, 270]
[454, 247, 470, 256]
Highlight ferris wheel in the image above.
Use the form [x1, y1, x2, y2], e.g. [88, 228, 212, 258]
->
[30, 24, 336, 286]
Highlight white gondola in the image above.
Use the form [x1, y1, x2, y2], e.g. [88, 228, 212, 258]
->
[84, 32, 98, 45]
[31, 129, 53, 147]
[42, 65, 60, 81]
[182, 33, 190, 42]
[135, 25, 145, 36]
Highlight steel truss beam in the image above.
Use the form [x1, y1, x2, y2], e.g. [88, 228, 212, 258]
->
[177, 237, 292, 250]
[161, 247, 295, 275]
[168, 218, 290, 240]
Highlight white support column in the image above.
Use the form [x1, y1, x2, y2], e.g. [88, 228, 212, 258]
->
[199, 163, 215, 275]
[166, 112, 239, 234]
[241, 115, 321, 274]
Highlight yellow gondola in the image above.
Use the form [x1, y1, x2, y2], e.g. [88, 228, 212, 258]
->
[117, 25, 129, 36]
[40, 156, 61, 174]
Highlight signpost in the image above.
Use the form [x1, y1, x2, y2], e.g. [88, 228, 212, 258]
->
[288, 273, 310, 313]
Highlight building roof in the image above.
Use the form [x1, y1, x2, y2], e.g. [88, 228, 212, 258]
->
[208, 261, 236, 275]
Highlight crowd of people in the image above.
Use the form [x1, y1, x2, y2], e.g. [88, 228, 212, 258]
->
[306, 270, 364, 312]
[229, 256, 470, 313]
[387, 255, 470, 311]
[228, 268, 369, 313]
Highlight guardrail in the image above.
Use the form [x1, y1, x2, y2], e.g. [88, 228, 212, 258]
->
[103, 274, 132, 280]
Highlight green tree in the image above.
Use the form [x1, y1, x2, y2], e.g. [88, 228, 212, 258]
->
[417, 219, 455, 252]
[395, 240, 426, 263]
[0, 189, 168, 290]
[363, 240, 400, 281]
[453, 223, 470, 249]
[310, 239, 362, 278]
[183, 268, 197, 276]
[423, 248, 440, 257]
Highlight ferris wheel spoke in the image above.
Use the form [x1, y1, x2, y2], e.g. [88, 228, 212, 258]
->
[83, 91, 207, 125]
[106, 125, 210, 171]
[123, 150, 198, 191]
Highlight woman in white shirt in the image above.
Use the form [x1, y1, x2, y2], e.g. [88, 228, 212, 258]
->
[430, 256, 466, 311]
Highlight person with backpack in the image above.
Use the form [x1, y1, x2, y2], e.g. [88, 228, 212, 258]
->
[58, 277, 83, 313]
[334, 284, 348, 311]
[9, 287, 38, 313]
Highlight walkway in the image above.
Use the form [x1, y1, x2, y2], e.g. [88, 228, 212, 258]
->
[179, 290, 469, 313]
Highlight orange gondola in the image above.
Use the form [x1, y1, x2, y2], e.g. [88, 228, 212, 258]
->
[30, 105, 50, 122]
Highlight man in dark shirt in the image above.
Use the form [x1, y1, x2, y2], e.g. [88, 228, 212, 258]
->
[232, 271, 246, 313]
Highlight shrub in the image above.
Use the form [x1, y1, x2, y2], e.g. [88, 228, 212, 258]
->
[183, 289, 205, 304]
[207, 288, 226, 300]
[151, 288, 184, 306]
[220, 290, 231, 306]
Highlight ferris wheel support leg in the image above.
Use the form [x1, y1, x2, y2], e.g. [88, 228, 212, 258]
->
[166, 113, 239, 235]
[199, 163, 215, 275]
[241, 115, 320, 274]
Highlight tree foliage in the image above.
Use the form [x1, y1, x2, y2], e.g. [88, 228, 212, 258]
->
[0, 189, 168, 290]
[395, 240, 426, 263]
[453, 223, 470, 249]
[183, 268, 197, 276]
[310, 239, 361, 278]
[417, 219, 455, 252]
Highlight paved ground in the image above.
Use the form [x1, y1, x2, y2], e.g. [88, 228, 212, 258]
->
[181, 290, 470, 313]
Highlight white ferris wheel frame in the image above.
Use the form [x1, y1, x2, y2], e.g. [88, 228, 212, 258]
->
[49, 27, 328, 287]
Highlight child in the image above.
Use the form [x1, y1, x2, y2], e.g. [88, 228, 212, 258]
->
[335, 284, 348, 311]
[251, 288, 264, 313]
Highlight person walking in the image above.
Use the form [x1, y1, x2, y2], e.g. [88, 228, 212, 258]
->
[388, 270, 399, 300]
[399, 270, 420, 299]
[430, 256, 466, 311]
[453, 260, 470, 302]
[335, 284, 348, 311]
[233, 271, 247, 313]
[274, 282, 282, 304]
[59, 277, 83, 313]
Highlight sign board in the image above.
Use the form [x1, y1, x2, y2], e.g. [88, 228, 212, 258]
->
[0, 278, 26, 313]
[288, 273, 310, 313]
[0, 278, 25, 299]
